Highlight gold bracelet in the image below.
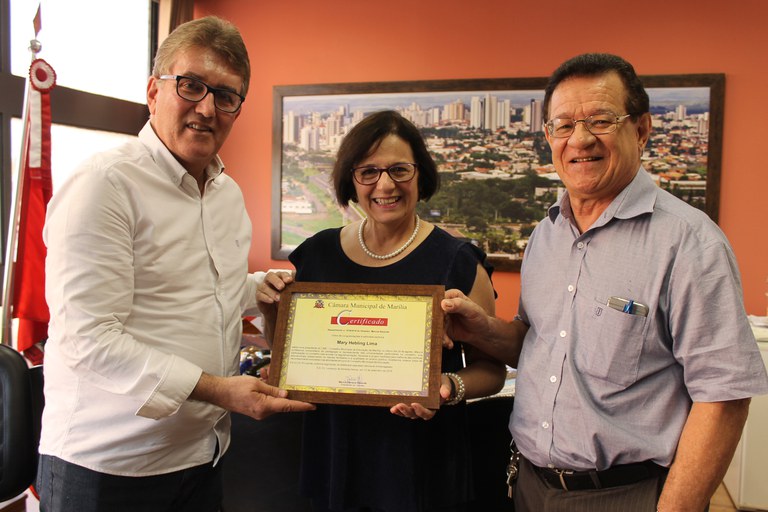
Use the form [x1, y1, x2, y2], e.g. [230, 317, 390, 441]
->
[443, 372, 465, 405]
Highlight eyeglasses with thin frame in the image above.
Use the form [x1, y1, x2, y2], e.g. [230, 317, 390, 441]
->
[351, 163, 418, 185]
[158, 74, 245, 113]
[544, 112, 633, 138]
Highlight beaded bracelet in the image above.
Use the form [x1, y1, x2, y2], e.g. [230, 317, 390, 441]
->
[443, 372, 466, 405]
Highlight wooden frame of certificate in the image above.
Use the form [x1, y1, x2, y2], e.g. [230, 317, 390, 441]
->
[267, 282, 444, 408]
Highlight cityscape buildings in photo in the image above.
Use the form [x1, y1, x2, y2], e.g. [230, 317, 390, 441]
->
[277, 86, 712, 269]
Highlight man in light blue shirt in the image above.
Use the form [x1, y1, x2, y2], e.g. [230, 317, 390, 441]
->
[442, 53, 768, 511]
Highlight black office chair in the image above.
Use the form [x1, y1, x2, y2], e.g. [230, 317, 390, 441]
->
[0, 343, 44, 502]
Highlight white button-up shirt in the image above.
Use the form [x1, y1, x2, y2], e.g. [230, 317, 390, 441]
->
[40, 122, 264, 476]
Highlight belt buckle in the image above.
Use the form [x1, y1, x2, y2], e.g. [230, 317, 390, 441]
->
[554, 468, 574, 491]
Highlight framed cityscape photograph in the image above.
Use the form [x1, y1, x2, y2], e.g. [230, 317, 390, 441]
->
[271, 74, 723, 271]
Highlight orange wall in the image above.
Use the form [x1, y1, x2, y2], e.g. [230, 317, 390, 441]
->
[196, 0, 768, 320]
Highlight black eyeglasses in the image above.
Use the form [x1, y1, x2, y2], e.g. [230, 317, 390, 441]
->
[159, 74, 245, 113]
[351, 163, 417, 185]
[545, 112, 633, 138]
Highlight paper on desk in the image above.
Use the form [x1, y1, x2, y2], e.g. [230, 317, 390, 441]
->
[749, 316, 768, 342]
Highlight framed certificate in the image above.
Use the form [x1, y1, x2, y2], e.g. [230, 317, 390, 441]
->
[267, 282, 445, 408]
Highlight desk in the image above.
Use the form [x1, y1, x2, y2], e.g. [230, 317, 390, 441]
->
[0, 493, 26, 512]
[723, 332, 768, 511]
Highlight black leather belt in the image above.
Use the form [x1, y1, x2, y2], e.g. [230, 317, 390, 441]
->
[532, 460, 667, 491]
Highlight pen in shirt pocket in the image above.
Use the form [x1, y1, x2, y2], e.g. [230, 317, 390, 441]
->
[607, 296, 649, 317]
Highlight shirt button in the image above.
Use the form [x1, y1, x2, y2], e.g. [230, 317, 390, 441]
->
[550, 375, 557, 383]
[567, 285, 574, 293]
[559, 330, 567, 338]
[577, 241, 585, 249]
[542, 421, 550, 429]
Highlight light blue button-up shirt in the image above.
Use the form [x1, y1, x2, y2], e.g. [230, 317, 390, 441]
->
[511, 168, 768, 471]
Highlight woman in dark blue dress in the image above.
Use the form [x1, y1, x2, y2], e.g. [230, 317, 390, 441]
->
[258, 111, 506, 512]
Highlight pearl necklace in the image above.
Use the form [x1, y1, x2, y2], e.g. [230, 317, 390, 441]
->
[358, 215, 420, 260]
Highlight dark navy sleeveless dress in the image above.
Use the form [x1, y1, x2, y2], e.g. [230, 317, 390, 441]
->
[289, 226, 493, 512]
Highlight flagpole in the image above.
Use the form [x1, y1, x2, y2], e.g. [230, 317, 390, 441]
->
[1, 38, 40, 348]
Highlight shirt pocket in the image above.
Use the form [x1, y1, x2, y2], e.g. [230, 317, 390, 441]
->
[572, 295, 648, 388]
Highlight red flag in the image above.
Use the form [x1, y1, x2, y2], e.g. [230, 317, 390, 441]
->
[12, 58, 56, 363]
[33, 4, 42, 37]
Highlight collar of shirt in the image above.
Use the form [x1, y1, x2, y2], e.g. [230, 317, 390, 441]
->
[138, 122, 225, 187]
[546, 167, 658, 228]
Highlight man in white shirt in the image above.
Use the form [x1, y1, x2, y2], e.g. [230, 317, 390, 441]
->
[37, 16, 313, 512]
